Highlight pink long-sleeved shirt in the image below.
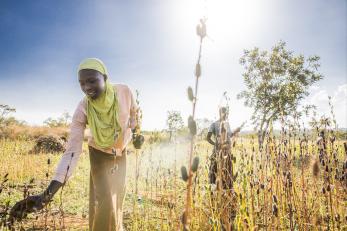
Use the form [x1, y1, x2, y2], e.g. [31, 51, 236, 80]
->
[53, 84, 137, 183]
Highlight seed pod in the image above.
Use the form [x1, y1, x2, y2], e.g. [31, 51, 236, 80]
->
[233, 172, 238, 181]
[195, 63, 201, 78]
[181, 210, 187, 224]
[187, 87, 194, 101]
[232, 155, 236, 162]
[312, 159, 319, 177]
[272, 204, 278, 217]
[168, 202, 174, 209]
[201, 25, 207, 38]
[196, 24, 202, 37]
[137, 196, 142, 203]
[221, 124, 226, 133]
[335, 214, 340, 222]
[181, 166, 188, 182]
[196, 20, 206, 38]
[188, 116, 197, 136]
[330, 136, 336, 143]
[191, 156, 199, 172]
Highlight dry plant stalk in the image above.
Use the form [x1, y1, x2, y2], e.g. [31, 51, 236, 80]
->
[181, 18, 207, 230]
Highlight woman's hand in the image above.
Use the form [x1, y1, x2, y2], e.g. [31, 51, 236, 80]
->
[10, 194, 46, 220]
[10, 180, 62, 221]
[133, 133, 144, 149]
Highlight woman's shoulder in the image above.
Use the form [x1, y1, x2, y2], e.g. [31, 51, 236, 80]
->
[113, 83, 129, 89]
[77, 98, 87, 113]
[112, 83, 132, 95]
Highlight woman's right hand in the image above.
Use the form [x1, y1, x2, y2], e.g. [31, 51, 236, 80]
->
[9, 180, 62, 221]
[10, 194, 46, 220]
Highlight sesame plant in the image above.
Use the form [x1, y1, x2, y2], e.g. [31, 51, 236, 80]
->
[131, 89, 144, 229]
[0, 101, 346, 230]
[180, 18, 207, 230]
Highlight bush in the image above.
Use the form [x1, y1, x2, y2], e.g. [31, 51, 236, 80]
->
[30, 135, 66, 154]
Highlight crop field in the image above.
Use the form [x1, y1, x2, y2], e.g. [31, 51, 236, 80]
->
[0, 128, 346, 230]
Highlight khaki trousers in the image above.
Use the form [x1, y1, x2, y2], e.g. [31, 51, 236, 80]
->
[88, 146, 127, 231]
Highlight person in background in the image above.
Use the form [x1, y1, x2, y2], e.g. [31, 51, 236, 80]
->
[10, 58, 144, 231]
[206, 107, 240, 189]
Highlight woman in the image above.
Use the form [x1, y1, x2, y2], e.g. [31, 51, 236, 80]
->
[10, 58, 144, 231]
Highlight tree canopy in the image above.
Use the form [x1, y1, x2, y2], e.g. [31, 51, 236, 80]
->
[238, 41, 323, 146]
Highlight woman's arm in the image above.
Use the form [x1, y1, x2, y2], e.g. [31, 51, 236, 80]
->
[206, 122, 216, 146]
[10, 100, 87, 220]
[206, 132, 215, 146]
[53, 100, 87, 183]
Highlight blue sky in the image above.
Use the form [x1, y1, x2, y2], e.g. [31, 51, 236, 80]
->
[0, 0, 346, 130]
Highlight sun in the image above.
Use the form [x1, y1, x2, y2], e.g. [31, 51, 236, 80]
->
[177, 0, 263, 46]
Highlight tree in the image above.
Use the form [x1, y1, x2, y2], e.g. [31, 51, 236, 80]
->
[238, 41, 323, 148]
[44, 111, 71, 128]
[3, 116, 26, 126]
[43, 117, 59, 128]
[166, 110, 184, 141]
[0, 104, 15, 123]
[0, 104, 16, 131]
[60, 111, 71, 126]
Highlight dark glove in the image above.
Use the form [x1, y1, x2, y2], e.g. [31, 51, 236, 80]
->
[10, 180, 62, 220]
[132, 133, 144, 149]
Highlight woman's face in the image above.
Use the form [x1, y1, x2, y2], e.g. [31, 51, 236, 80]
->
[78, 69, 106, 100]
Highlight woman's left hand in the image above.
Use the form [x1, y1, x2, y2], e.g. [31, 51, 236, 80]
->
[132, 134, 144, 149]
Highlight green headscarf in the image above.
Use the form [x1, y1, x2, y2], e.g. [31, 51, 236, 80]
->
[78, 58, 122, 149]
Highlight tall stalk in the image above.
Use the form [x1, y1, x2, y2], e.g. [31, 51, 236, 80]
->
[132, 90, 143, 228]
[181, 18, 207, 230]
